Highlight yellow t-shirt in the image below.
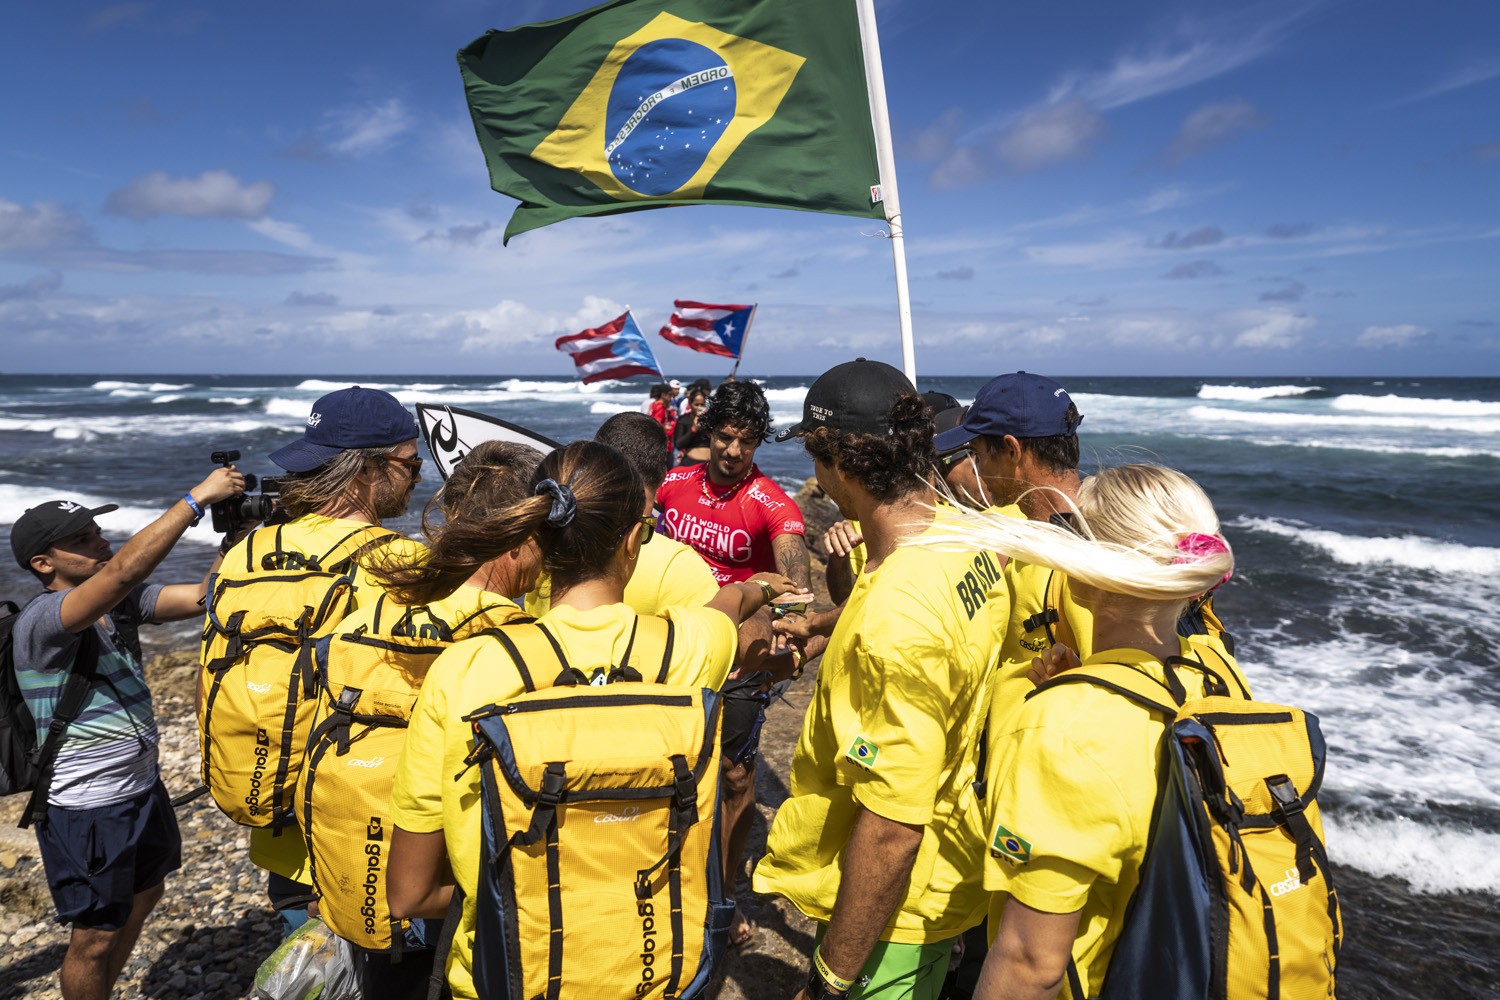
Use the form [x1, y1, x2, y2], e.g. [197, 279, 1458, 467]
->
[389, 602, 737, 1000]
[752, 511, 1009, 944]
[525, 533, 719, 617]
[236, 514, 427, 882]
[982, 642, 1250, 998]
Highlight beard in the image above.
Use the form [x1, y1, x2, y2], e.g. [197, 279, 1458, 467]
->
[373, 476, 414, 520]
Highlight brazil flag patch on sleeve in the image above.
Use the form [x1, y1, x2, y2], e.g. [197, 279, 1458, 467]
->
[991, 824, 1033, 864]
[844, 735, 880, 770]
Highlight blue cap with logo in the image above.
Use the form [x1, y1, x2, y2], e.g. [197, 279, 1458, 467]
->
[932, 372, 1082, 453]
[269, 386, 419, 473]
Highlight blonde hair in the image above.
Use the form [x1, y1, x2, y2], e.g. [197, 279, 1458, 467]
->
[276, 444, 407, 519]
[918, 464, 1231, 603]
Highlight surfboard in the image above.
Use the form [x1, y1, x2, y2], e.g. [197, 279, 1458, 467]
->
[415, 403, 562, 481]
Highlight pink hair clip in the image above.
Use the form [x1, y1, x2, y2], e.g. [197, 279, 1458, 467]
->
[1175, 532, 1233, 591]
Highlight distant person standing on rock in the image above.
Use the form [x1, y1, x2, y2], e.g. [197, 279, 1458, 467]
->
[7, 466, 245, 1000]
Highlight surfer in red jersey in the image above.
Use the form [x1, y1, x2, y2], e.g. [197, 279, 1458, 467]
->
[656, 378, 813, 949]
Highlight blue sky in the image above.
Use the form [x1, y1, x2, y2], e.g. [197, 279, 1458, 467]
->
[1, 0, 1496, 377]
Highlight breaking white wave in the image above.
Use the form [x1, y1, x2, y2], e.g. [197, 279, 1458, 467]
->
[1190, 405, 1500, 435]
[0, 482, 218, 545]
[1330, 394, 1500, 417]
[210, 397, 254, 406]
[758, 386, 812, 402]
[1323, 814, 1500, 895]
[1234, 517, 1500, 574]
[1198, 384, 1322, 401]
[152, 394, 183, 404]
[265, 398, 313, 419]
[0, 414, 277, 441]
[92, 380, 190, 392]
[1237, 436, 1500, 460]
[588, 401, 638, 415]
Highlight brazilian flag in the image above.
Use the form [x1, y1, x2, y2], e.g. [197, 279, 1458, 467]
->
[458, 0, 884, 242]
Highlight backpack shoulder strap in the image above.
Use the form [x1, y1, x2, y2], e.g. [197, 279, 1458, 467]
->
[1020, 568, 1062, 645]
[20, 625, 102, 829]
[484, 621, 568, 694]
[1027, 661, 1181, 717]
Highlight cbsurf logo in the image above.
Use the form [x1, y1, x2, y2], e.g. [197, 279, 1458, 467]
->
[1269, 866, 1305, 897]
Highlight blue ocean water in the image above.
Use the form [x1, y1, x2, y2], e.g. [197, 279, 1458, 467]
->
[2, 372, 1497, 991]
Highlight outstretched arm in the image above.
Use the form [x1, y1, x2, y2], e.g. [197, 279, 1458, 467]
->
[772, 533, 812, 594]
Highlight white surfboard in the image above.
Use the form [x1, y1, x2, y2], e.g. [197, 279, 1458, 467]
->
[416, 403, 562, 481]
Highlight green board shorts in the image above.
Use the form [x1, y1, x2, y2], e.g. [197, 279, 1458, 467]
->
[813, 924, 956, 1000]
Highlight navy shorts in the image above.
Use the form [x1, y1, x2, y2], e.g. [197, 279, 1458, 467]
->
[720, 672, 772, 766]
[35, 780, 182, 930]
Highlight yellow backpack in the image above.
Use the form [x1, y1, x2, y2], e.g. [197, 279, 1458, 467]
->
[1029, 654, 1341, 1000]
[300, 593, 525, 954]
[198, 522, 393, 830]
[459, 617, 732, 1000]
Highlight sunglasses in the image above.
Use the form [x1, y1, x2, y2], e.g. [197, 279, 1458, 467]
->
[937, 448, 973, 473]
[638, 514, 657, 543]
[382, 454, 423, 474]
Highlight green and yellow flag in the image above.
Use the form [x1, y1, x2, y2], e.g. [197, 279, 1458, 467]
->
[458, 0, 884, 242]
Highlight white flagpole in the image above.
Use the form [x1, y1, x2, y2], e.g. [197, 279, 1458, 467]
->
[854, 0, 917, 383]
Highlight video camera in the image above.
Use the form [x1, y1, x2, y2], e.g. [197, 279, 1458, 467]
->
[209, 450, 284, 535]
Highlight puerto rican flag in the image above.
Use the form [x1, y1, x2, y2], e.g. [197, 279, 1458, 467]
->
[659, 301, 755, 358]
[555, 311, 664, 384]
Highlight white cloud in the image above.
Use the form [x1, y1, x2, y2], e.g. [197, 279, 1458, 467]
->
[1357, 324, 1430, 348]
[0, 198, 94, 251]
[996, 99, 1106, 172]
[1233, 309, 1314, 349]
[327, 98, 413, 157]
[1394, 59, 1500, 106]
[106, 170, 273, 221]
[248, 217, 320, 252]
[1168, 98, 1266, 162]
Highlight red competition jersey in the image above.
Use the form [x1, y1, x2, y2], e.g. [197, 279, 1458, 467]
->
[656, 464, 805, 585]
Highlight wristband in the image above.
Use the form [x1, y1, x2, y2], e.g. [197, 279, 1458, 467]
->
[182, 493, 204, 526]
[754, 579, 775, 606]
[812, 948, 857, 995]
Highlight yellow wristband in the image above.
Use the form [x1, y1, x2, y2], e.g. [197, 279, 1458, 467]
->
[813, 948, 856, 994]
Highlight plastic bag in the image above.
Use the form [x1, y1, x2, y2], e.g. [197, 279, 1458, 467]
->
[250, 918, 358, 999]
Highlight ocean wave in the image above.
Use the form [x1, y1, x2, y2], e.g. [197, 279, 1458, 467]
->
[588, 401, 638, 415]
[1198, 384, 1322, 401]
[1242, 634, 1500, 893]
[0, 483, 218, 545]
[1330, 394, 1500, 417]
[1233, 517, 1500, 574]
[210, 397, 254, 406]
[1190, 405, 1500, 435]
[759, 386, 811, 402]
[152, 394, 183, 404]
[0, 414, 278, 441]
[265, 398, 312, 418]
[1323, 814, 1500, 895]
[92, 380, 190, 392]
[1239, 436, 1500, 460]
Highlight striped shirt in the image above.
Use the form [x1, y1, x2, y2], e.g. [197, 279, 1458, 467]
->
[13, 584, 163, 808]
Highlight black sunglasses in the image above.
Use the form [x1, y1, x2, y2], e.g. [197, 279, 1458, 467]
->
[937, 448, 973, 473]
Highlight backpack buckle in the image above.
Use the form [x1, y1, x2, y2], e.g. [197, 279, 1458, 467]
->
[1266, 775, 1303, 816]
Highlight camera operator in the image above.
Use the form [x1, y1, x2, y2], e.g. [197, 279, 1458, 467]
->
[8, 464, 245, 1000]
[205, 385, 425, 934]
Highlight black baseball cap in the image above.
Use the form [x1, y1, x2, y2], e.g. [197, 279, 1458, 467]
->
[11, 499, 119, 570]
[932, 372, 1082, 453]
[775, 358, 916, 442]
[269, 385, 419, 473]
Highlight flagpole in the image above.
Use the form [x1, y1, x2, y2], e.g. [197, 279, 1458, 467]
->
[729, 304, 757, 379]
[854, 0, 917, 383]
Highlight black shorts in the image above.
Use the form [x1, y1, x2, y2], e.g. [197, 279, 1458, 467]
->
[720, 673, 772, 766]
[35, 779, 182, 930]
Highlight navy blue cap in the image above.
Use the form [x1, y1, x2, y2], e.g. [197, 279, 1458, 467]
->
[269, 386, 419, 473]
[932, 372, 1082, 453]
[11, 499, 119, 570]
[775, 359, 916, 441]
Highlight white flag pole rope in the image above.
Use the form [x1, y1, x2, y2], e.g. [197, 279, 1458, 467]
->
[855, 0, 917, 383]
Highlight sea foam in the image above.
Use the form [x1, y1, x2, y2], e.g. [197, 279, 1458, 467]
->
[1234, 517, 1500, 574]
[1330, 394, 1500, 417]
[1190, 405, 1500, 435]
[0, 483, 217, 545]
[1198, 384, 1322, 401]
[1323, 814, 1500, 895]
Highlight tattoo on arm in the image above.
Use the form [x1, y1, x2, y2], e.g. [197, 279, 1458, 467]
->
[773, 533, 812, 592]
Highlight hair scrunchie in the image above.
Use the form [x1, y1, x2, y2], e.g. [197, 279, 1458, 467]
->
[1175, 531, 1233, 591]
[534, 478, 577, 527]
